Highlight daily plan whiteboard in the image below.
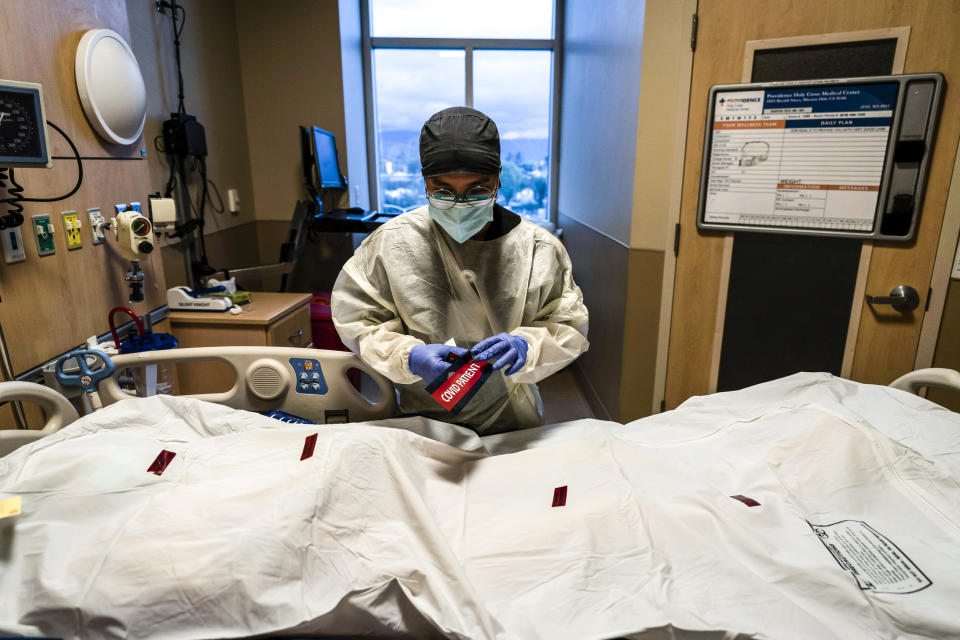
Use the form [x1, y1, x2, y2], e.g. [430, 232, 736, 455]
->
[696, 74, 943, 240]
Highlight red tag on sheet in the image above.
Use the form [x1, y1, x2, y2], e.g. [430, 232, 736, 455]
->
[147, 450, 176, 476]
[301, 433, 318, 460]
[730, 494, 760, 507]
[552, 485, 567, 507]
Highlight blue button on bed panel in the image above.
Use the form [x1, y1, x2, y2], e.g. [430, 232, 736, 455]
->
[289, 358, 328, 395]
[262, 409, 317, 424]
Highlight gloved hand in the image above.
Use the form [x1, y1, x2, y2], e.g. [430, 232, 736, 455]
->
[471, 333, 528, 376]
[409, 344, 468, 382]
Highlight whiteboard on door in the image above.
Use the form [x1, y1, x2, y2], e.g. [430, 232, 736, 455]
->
[696, 74, 943, 241]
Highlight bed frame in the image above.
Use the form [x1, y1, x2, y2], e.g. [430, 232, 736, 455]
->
[0, 347, 397, 457]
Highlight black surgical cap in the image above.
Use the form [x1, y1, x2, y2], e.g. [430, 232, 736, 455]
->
[419, 107, 501, 177]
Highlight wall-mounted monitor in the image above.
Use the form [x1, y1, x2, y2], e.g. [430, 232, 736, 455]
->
[0, 79, 51, 168]
[696, 73, 944, 241]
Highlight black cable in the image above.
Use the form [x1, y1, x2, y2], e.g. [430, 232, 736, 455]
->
[0, 120, 83, 229]
[195, 158, 224, 215]
[13, 121, 83, 202]
[187, 160, 208, 261]
[175, 4, 186, 38]
[198, 157, 207, 223]
[157, 0, 217, 282]
[51, 156, 140, 161]
[164, 164, 176, 198]
[206, 175, 224, 213]
[171, 2, 186, 115]
[0, 169, 24, 229]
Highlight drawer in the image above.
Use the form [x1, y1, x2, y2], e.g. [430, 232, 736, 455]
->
[267, 304, 312, 348]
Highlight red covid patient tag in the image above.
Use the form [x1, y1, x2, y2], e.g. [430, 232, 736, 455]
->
[301, 433, 318, 460]
[425, 352, 493, 415]
[147, 450, 177, 476]
[552, 485, 567, 507]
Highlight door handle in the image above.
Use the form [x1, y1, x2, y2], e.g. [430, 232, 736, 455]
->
[288, 329, 304, 343]
[865, 285, 920, 312]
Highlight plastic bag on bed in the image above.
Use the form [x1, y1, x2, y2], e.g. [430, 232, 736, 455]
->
[1, 373, 959, 639]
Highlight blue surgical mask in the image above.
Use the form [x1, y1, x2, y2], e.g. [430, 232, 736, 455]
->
[427, 197, 495, 243]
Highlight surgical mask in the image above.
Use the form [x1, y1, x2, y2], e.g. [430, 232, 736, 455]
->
[427, 196, 495, 243]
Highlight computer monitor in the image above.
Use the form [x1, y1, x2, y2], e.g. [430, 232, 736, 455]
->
[311, 126, 346, 189]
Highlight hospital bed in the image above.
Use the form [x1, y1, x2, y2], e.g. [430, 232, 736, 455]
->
[0, 347, 959, 639]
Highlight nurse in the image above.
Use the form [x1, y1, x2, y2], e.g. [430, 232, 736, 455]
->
[331, 107, 589, 434]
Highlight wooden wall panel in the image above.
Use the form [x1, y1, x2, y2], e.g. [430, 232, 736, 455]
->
[0, 0, 163, 377]
[0, 402, 45, 430]
[664, 2, 746, 409]
[0, 0, 144, 158]
[666, 0, 960, 407]
[852, 3, 960, 384]
[0, 160, 165, 374]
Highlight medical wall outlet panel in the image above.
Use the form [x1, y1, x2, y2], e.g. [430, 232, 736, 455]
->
[31, 214, 55, 256]
[289, 358, 328, 395]
[0, 79, 52, 168]
[1, 227, 25, 263]
[113, 203, 155, 260]
[61, 211, 82, 249]
[88, 208, 105, 244]
[696, 73, 944, 241]
[227, 188, 240, 213]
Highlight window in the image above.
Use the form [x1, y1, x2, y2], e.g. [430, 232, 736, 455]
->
[363, 0, 561, 223]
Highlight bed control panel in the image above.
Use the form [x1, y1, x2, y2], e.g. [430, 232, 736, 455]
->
[289, 358, 328, 395]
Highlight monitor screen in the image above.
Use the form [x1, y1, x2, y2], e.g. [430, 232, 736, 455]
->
[311, 127, 345, 189]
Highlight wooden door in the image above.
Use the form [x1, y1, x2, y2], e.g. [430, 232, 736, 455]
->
[665, 0, 960, 408]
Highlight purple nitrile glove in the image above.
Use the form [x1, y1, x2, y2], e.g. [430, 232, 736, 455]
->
[409, 343, 468, 382]
[471, 333, 528, 376]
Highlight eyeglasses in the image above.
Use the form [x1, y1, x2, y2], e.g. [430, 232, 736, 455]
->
[426, 186, 497, 210]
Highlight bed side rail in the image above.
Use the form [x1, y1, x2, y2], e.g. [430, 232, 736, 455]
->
[99, 346, 397, 424]
[889, 368, 960, 396]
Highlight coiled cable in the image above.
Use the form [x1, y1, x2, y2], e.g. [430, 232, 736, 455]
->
[0, 168, 24, 229]
[0, 120, 83, 229]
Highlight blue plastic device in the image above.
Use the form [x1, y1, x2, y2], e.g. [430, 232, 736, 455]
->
[289, 358, 328, 395]
[55, 349, 116, 393]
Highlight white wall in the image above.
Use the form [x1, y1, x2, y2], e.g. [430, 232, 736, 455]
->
[557, 0, 647, 419]
[630, 0, 696, 252]
[338, 0, 371, 210]
[557, 0, 646, 245]
[234, 0, 348, 222]
[127, 0, 256, 233]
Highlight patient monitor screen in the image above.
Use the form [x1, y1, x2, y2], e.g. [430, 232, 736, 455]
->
[703, 82, 898, 233]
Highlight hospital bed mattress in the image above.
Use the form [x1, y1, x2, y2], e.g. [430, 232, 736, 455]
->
[1, 372, 958, 639]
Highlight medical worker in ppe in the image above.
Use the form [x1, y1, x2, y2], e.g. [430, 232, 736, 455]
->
[331, 107, 589, 434]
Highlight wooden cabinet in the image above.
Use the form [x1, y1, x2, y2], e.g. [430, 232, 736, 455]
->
[168, 292, 312, 395]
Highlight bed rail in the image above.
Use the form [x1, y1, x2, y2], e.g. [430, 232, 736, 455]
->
[100, 346, 397, 424]
[0, 382, 80, 457]
[889, 368, 960, 395]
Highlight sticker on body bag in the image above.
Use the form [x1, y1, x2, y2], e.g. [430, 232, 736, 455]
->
[424, 352, 493, 415]
[809, 520, 932, 594]
[0, 496, 21, 519]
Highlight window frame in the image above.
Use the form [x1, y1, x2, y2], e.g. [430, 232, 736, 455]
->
[360, 0, 564, 223]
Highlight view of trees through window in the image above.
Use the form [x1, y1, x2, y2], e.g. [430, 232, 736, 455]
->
[369, 1, 555, 221]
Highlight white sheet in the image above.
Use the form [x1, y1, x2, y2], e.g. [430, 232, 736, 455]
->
[1, 372, 958, 639]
